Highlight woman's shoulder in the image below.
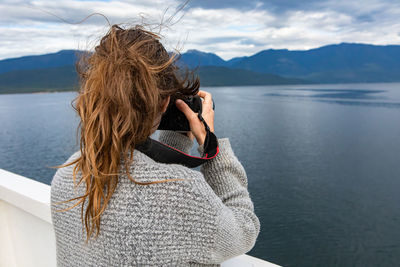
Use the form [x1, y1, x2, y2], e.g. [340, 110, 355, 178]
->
[118, 149, 218, 202]
[51, 149, 212, 199]
[121, 148, 205, 185]
[55, 150, 81, 173]
[119, 156, 220, 217]
[51, 151, 81, 188]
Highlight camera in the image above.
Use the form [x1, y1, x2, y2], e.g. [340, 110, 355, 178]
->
[157, 95, 214, 132]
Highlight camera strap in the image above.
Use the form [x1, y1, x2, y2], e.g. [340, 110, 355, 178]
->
[135, 114, 219, 168]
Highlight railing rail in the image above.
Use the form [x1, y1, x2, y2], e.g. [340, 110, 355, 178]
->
[0, 168, 279, 267]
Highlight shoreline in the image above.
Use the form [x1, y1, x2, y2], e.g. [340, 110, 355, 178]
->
[1, 81, 400, 96]
[0, 89, 78, 96]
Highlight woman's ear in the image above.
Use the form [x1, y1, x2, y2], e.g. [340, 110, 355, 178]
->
[161, 95, 170, 113]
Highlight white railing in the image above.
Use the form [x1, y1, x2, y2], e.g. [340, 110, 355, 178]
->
[0, 169, 280, 267]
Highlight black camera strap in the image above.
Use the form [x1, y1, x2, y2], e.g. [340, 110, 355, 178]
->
[135, 114, 219, 168]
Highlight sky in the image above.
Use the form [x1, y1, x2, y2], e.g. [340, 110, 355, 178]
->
[0, 0, 400, 60]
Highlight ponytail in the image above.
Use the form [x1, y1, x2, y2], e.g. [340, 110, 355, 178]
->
[54, 24, 199, 243]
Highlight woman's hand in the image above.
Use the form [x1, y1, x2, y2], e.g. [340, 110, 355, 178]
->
[175, 90, 215, 146]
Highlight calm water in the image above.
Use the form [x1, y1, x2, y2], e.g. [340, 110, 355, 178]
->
[1, 83, 400, 267]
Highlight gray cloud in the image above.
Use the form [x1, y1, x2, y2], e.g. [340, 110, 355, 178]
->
[193, 36, 243, 45]
[187, 0, 323, 12]
[0, 0, 400, 60]
[239, 38, 266, 46]
[187, 0, 261, 10]
[192, 35, 267, 49]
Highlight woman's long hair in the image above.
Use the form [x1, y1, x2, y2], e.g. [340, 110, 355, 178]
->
[53, 24, 199, 243]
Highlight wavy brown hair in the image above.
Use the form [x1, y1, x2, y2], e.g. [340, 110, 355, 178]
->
[53, 24, 199, 243]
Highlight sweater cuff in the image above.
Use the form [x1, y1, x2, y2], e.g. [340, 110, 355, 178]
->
[158, 130, 194, 154]
[197, 138, 248, 190]
[197, 138, 230, 157]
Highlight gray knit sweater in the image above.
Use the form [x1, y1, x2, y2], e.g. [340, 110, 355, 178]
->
[51, 130, 260, 267]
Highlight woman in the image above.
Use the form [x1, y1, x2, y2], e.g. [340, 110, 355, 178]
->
[51, 24, 260, 267]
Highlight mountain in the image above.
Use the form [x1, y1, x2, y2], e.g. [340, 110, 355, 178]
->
[0, 49, 308, 94]
[178, 49, 226, 68]
[1, 42, 400, 94]
[176, 43, 400, 83]
[226, 43, 400, 83]
[196, 66, 308, 86]
[0, 65, 308, 94]
[0, 50, 84, 74]
[0, 65, 78, 94]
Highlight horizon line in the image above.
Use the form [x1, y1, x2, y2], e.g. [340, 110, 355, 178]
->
[1, 41, 400, 62]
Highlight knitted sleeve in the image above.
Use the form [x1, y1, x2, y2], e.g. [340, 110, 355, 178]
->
[158, 130, 260, 264]
[195, 138, 261, 263]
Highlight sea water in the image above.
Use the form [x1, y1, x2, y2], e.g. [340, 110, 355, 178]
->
[1, 83, 400, 267]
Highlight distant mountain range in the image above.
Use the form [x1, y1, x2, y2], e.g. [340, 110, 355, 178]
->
[1, 43, 399, 94]
[181, 43, 400, 83]
[0, 50, 85, 74]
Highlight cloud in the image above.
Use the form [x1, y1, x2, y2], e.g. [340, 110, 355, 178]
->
[186, 0, 323, 13]
[0, 0, 400, 60]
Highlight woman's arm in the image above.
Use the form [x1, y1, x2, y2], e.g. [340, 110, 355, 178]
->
[163, 90, 260, 263]
[195, 137, 260, 263]
[153, 131, 260, 264]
